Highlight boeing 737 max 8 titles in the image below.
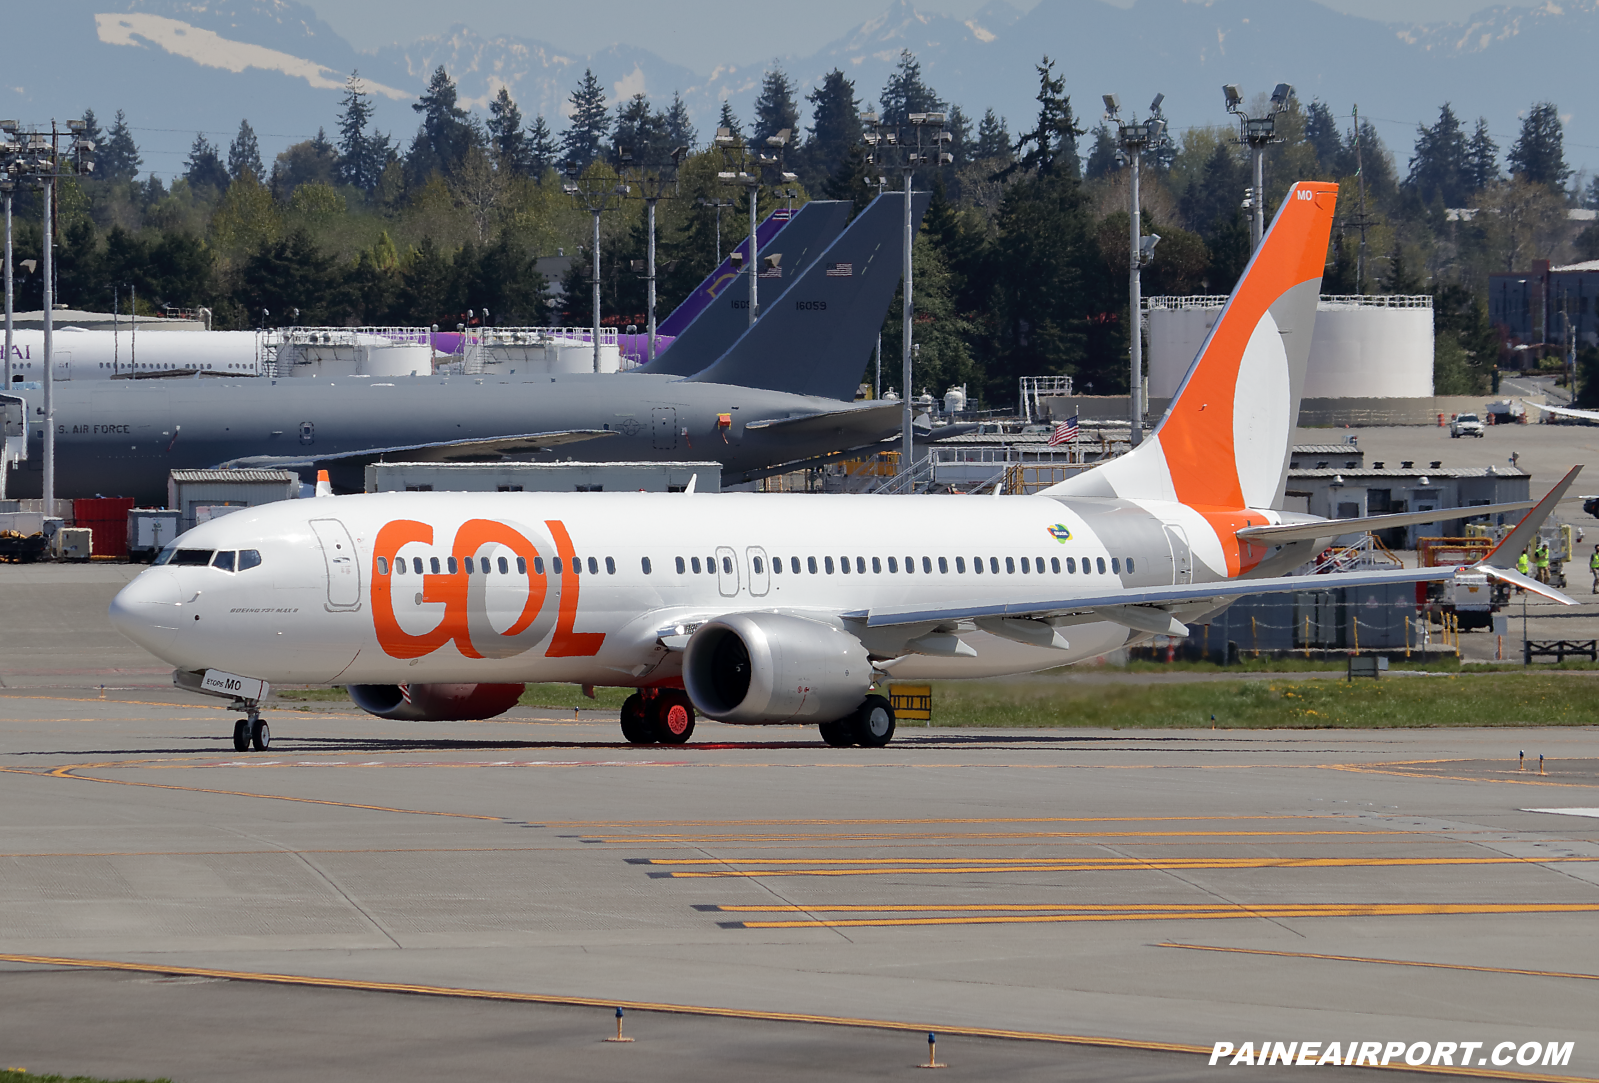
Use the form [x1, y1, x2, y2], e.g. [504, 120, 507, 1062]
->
[108, 183, 1578, 750]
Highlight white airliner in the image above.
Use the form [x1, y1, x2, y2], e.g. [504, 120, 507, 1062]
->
[108, 182, 1578, 751]
[1524, 399, 1599, 423]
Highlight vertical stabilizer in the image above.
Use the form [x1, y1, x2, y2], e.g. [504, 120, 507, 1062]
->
[686, 191, 930, 400]
[636, 202, 852, 377]
[1041, 181, 1337, 510]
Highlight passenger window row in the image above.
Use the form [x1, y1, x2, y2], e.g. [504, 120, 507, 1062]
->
[671, 554, 1133, 576]
[377, 554, 622, 576]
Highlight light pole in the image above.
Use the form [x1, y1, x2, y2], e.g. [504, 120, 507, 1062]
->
[561, 160, 629, 373]
[1, 120, 16, 394]
[696, 196, 735, 263]
[715, 126, 797, 328]
[862, 110, 951, 472]
[1104, 93, 1169, 448]
[619, 144, 686, 365]
[1224, 83, 1292, 252]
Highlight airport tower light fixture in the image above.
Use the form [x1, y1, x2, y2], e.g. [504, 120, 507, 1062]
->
[715, 126, 798, 328]
[1105, 92, 1169, 448]
[618, 143, 688, 365]
[1, 119, 19, 399]
[1225, 82, 1292, 251]
[863, 110, 952, 470]
[560, 159, 630, 373]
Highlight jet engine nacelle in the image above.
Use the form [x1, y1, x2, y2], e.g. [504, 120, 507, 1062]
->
[683, 612, 872, 724]
[347, 682, 525, 721]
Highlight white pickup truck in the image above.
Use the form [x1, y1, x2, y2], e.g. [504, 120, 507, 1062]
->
[1449, 412, 1485, 438]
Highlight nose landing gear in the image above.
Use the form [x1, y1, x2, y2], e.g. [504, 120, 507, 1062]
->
[230, 702, 270, 751]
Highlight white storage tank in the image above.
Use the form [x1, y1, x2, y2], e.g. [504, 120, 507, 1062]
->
[1146, 295, 1434, 401]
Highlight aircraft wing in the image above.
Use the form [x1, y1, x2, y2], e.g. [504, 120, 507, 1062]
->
[1524, 399, 1599, 422]
[1234, 500, 1535, 545]
[217, 429, 617, 469]
[861, 565, 1462, 628]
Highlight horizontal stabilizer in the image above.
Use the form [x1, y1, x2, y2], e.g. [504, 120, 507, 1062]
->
[1235, 500, 1535, 545]
[218, 429, 615, 469]
[866, 564, 1459, 628]
[1477, 564, 1577, 606]
[1481, 464, 1583, 568]
[742, 400, 902, 438]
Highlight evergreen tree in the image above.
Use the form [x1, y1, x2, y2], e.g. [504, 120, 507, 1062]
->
[487, 86, 529, 173]
[824, 144, 875, 215]
[717, 100, 744, 141]
[1084, 124, 1119, 181]
[227, 119, 263, 180]
[1006, 57, 1082, 180]
[664, 92, 696, 149]
[184, 133, 230, 195]
[561, 69, 611, 170]
[1466, 118, 1500, 193]
[801, 69, 860, 189]
[527, 115, 558, 178]
[945, 104, 973, 166]
[98, 111, 142, 182]
[1507, 102, 1570, 189]
[336, 72, 392, 192]
[1406, 103, 1467, 206]
[974, 109, 1011, 162]
[408, 65, 475, 181]
[1382, 243, 1426, 294]
[1582, 174, 1599, 211]
[337, 72, 375, 186]
[878, 50, 945, 126]
[612, 94, 670, 167]
[753, 68, 800, 145]
[1303, 101, 1342, 174]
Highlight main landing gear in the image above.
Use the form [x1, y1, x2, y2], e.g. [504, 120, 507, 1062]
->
[231, 703, 270, 751]
[819, 694, 896, 748]
[620, 689, 696, 745]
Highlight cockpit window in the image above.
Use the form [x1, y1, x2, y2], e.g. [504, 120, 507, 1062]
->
[238, 549, 263, 570]
[153, 544, 176, 566]
[171, 549, 215, 566]
[212, 550, 236, 572]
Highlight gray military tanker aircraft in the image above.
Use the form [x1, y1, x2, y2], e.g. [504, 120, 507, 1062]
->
[4, 192, 927, 505]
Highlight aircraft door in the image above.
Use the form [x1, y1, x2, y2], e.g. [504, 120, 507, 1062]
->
[715, 545, 739, 597]
[52, 353, 70, 381]
[309, 518, 363, 611]
[1165, 524, 1192, 584]
[653, 407, 676, 450]
[746, 546, 770, 597]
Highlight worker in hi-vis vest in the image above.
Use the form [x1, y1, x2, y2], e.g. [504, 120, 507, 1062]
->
[1589, 545, 1599, 594]
[1536, 543, 1552, 584]
[1518, 549, 1531, 578]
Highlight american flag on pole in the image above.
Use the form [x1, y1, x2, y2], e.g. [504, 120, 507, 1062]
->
[1048, 414, 1079, 446]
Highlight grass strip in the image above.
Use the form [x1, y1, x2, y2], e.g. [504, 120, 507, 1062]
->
[1, 1073, 170, 1083]
[924, 673, 1599, 729]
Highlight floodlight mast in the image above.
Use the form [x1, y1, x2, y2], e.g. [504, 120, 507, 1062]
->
[560, 160, 628, 372]
[1225, 82, 1293, 251]
[864, 109, 952, 472]
[619, 144, 687, 364]
[1107, 93, 1169, 447]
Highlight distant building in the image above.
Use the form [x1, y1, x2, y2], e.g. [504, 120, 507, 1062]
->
[1489, 259, 1599, 351]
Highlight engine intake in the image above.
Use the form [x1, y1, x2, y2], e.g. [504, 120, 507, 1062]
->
[347, 682, 525, 721]
[683, 612, 872, 724]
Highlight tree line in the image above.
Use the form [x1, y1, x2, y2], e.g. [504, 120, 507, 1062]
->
[8, 53, 1595, 405]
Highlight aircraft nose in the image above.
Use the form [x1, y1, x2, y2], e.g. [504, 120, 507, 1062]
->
[108, 568, 183, 659]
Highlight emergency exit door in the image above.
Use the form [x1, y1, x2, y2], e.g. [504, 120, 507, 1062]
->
[309, 518, 363, 611]
[653, 407, 676, 450]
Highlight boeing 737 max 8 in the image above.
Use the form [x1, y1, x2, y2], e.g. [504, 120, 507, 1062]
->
[108, 183, 1577, 750]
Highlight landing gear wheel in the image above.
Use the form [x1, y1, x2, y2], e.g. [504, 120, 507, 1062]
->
[850, 695, 896, 748]
[232, 719, 250, 752]
[620, 694, 653, 744]
[250, 718, 271, 751]
[818, 720, 855, 747]
[652, 690, 695, 744]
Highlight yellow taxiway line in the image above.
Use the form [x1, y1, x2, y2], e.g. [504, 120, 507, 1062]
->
[1161, 942, 1599, 982]
[0, 952, 1589, 1082]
